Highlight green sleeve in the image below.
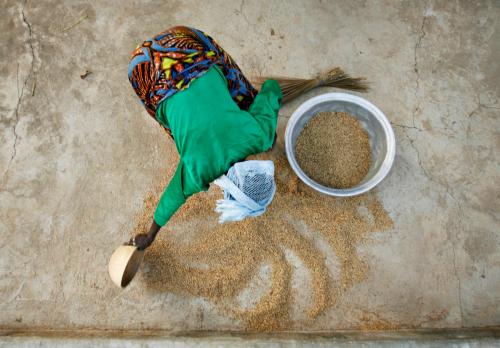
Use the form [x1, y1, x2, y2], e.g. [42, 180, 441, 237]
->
[248, 79, 283, 151]
[153, 162, 187, 226]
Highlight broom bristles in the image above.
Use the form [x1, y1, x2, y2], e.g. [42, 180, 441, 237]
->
[253, 67, 369, 103]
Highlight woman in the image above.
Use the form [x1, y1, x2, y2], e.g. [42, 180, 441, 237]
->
[127, 26, 282, 250]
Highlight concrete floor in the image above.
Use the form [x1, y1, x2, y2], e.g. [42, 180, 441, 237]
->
[1, 335, 500, 348]
[1, 0, 499, 340]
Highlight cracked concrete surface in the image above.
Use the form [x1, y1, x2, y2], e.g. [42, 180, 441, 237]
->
[0, 0, 499, 336]
[3, 2, 37, 181]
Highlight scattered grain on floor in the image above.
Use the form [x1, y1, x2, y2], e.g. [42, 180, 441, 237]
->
[132, 149, 392, 332]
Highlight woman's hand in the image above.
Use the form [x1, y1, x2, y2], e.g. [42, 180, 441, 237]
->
[126, 233, 154, 250]
[125, 220, 161, 251]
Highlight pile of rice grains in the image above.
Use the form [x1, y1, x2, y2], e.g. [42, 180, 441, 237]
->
[133, 113, 392, 331]
[296, 111, 372, 188]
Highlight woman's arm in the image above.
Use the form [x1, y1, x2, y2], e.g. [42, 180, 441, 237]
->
[247, 79, 283, 151]
[127, 162, 187, 250]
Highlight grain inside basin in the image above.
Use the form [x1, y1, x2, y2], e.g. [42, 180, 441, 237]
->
[285, 93, 396, 197]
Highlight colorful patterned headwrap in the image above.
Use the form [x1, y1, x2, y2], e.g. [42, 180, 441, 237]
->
[128, 26, 257, 123]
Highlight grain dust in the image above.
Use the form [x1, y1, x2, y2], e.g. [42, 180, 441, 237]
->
[132, 148, 392, 331]
[295, 111, 371, 189]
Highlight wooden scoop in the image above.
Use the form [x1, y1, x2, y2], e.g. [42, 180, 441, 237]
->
[108, 245, 144, 288]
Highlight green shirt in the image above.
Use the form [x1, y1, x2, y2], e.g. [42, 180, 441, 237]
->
[153, 65, 282, 226]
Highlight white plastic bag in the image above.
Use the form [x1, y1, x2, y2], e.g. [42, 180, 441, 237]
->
[213, 160, 276, 223]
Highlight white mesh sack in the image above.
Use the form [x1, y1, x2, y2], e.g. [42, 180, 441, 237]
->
[213, 160, 276, 223]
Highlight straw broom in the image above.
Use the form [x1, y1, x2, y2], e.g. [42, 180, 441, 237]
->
[254, 67, 369, 103]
